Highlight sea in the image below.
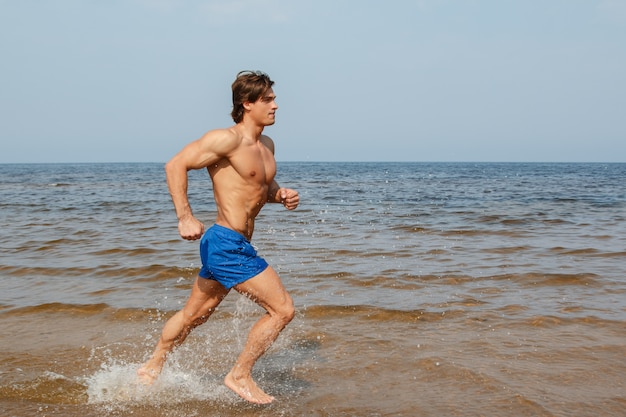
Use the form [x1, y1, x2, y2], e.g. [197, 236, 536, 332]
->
[0, 162, 624, 417]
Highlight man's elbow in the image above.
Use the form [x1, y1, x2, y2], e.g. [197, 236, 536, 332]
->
[164, 159, 174, 174]
[164, 158, 184, 176]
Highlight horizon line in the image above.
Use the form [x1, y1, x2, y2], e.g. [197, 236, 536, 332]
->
[1, 160, 624, 165]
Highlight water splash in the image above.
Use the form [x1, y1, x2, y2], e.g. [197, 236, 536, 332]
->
[85, 362, 235, 406]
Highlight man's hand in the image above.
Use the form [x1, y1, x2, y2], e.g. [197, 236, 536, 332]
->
[279, 188, 299, 210]
[178, 214, 205, 240]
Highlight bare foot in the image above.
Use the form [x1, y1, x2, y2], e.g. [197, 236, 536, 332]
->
[224, 371, 275, 404]
[137, 364, 161, 385]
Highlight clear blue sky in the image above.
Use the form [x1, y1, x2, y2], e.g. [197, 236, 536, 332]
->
[1, 0, 625, 163]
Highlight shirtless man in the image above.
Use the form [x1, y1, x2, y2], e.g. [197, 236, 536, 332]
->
[138, 71, 299, 404]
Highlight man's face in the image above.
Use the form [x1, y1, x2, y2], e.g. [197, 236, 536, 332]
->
[247, 88, 278, 126]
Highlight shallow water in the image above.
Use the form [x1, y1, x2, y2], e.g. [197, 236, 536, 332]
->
[1, 162, 625, 416]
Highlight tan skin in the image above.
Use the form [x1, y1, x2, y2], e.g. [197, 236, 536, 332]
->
[137, 88, 299, 404]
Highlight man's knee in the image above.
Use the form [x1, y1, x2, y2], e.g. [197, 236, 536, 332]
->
[276, 297, 295, 325]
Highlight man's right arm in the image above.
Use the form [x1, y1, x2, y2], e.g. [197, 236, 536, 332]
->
[165, 157, 204, 240]
[165, 129, 238, 240]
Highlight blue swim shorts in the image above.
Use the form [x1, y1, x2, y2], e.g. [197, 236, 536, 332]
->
[198, 224, 269, 289]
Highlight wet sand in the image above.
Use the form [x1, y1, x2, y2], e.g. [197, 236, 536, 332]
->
[1, 299, 624, 416]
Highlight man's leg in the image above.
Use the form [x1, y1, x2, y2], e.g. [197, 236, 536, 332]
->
[224, 265, 294, 404]
[138, 276, 229, 383]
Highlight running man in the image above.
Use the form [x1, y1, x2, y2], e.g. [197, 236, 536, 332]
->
[138, 71, 299, 404]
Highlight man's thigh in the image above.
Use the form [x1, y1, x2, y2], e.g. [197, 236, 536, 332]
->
[183, 276, 230, 317]
[234, 266, 292, 314]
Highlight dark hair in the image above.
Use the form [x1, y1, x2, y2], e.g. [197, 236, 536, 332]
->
[231, 71, 275, 123]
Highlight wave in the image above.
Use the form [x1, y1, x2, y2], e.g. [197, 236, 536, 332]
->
[2, 302, 112, 317]
[410, 272, 603, 287]
[0, 264, 198, 281]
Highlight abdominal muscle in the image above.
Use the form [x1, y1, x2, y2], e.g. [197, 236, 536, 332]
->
[210, 170, 270, 241]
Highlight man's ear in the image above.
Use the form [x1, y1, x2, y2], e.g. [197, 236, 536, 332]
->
[243, 101, 252, 111]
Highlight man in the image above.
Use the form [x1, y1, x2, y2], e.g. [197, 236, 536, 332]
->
[138, 71, 299, 404]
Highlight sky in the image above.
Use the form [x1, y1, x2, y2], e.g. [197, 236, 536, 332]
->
[1, 0, 625, 163]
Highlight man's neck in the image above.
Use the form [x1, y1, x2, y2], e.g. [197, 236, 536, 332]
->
[236, 120, 265, 141]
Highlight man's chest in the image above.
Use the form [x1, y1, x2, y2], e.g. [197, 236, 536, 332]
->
[229, 146, 276, 185]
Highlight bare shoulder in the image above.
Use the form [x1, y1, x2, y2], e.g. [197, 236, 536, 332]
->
[172, 127, 242, 169]
[198, 127, 242, 154]
[260, 135, 276, 154]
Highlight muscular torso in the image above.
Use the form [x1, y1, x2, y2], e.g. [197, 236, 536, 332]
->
[207, 133, 276, 240]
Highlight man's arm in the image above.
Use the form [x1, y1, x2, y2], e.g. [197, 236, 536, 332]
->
[165, 129, 239, 240]
[267, 180, 300, 210]
[262, 135, 299, 210]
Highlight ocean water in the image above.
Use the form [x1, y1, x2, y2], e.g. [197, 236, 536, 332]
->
[0, 162, 624, 416]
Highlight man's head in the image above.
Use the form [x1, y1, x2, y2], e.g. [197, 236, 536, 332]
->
[231, 71, 275, 123]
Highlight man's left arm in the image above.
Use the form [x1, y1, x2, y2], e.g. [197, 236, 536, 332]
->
[263, 136, 299, 210]
[268, 180, 299, 210]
